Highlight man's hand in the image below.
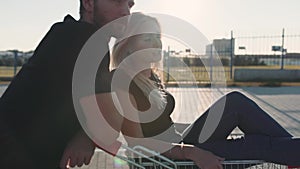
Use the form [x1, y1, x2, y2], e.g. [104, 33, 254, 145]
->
[60, 130, 96, 169]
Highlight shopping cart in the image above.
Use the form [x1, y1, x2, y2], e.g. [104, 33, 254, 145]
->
[115, 144, 288, 169]
[112, 123, 293, 169]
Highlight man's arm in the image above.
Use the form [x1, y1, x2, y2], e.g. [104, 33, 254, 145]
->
[60, 92, 124, 169]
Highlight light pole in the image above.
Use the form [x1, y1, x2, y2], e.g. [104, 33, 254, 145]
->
[280, 28, 285, 70]
[8, 50, 18, 76]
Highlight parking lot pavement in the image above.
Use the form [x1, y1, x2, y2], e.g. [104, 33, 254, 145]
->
[168, 86, 300, 137]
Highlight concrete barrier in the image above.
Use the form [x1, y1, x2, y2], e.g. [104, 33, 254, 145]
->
[234, 69, 300, 82]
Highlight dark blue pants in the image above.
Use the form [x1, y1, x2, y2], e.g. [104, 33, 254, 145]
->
[182, 91, 300, 165]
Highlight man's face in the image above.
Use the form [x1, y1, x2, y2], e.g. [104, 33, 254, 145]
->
[93, 0, 135, 28]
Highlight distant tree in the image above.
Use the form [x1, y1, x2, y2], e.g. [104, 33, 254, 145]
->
[234, 55, 266, 66]
[182, 57, 190, 66]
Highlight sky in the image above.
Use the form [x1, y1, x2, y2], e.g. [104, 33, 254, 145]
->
[1, 0, 300, 52]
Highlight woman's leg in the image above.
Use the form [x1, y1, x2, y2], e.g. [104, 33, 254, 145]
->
[181, 91, 299, 165]
[183, 91, 292, 144]
[195, 135, 300, 166]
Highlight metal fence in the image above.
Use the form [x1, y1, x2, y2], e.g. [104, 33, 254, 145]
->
[1, 30, 300, 83]
[163, 29, 300, 84]
[0, 50, 30, 80]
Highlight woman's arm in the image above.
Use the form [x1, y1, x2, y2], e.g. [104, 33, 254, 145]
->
[116, 90, 145, 138]
[116, 90, 224, 169]
[124, 136, 224, 169]
[164, 143, 225, 169]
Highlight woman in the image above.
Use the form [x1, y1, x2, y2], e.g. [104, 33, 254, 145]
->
[94, 13, 300, 169]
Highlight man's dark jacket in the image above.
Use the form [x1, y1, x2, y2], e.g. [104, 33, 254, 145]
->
[0, 15, 100, 168]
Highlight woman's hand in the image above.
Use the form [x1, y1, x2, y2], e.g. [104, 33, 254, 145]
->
[185, 146, 225, 169]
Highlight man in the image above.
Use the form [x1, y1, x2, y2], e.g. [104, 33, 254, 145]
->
[0, 0, 134, 168]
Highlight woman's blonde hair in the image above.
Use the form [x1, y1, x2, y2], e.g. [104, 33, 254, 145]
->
[111, 13, 166, 110]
